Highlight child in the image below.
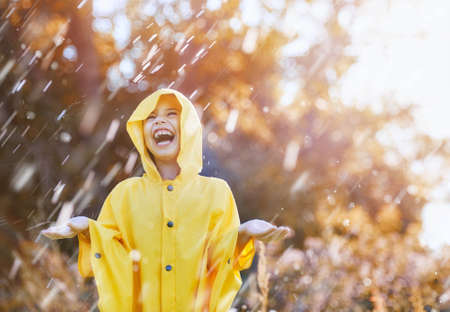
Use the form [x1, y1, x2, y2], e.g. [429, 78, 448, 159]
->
[42, 88, 293, 312]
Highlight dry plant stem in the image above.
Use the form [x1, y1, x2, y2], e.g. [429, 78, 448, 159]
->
[256, 240, 269, 312]
[371, 284, 387, 312]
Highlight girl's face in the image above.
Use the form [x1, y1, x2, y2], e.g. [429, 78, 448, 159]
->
[143, 95, 181, 162]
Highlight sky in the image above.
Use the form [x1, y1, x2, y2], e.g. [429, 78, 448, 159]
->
[339, 0, 450, 139]
[337, 0, 450, 250]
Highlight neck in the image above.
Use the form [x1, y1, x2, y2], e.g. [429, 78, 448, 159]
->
[154, 158, 181, 181]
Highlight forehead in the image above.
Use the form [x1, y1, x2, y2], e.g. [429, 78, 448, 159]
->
[153, 94, 181, 111]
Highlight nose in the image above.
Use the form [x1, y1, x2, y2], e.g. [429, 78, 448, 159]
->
[154, 116, 167, 125]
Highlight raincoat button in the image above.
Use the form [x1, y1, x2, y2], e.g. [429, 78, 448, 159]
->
[95, 252, 101, 259]
[167, 221, 174, 227]
[167, 184, 174, 191]
[227, 258, 230, 264]
[165, 264, 172, 271]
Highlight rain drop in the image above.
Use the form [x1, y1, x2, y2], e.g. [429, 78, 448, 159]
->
[56, 109, 66, 121]
[225, 109, 239, 133]
[26, 111, 35, 120]
[60, 132, 71, 143]
[43, 80, 52, 92]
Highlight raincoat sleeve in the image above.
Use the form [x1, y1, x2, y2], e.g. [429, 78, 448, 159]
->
[76, 185, 134, 311]
[207, 181, 256, 312]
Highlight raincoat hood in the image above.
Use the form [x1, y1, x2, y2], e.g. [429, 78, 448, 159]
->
[126, 88, 203, 183]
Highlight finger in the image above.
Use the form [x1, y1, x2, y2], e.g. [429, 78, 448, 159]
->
[275, 226, 293, 239]
[270, 228, 286, 241]
[42, 226, 76, 239]
[58, 225, 77, 237]
[257, 229, 280, 242]
[258, 228, 278, 239]
[278, 228, 291, 240]
[42, 230, 66, 240]
[67, 220, 84, 232]
[258, 225, 278, 237]
[268, 227, 290, 242]
[285, 226, 295, 238]
[67, 222, 77, 231]
[42, 227, 57, 235]
[248, 227, 275, 237]
[286, 227, 295, 238]
[277, 226, 289, 236]
[41, 230, 58, 239]
[261, 227, 277, 237]
[68, 217, 89, 231]
[247, 221, 276, 236]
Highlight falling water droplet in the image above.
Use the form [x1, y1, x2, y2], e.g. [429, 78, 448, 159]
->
[150, 63, 164, 74]
[195, 9, 204, 18]
[283, 140, 300, 171]
[177, 64, 186, 73]
[2, 110, 17, 131]
[179, 43, 190, 54]
[61, 154, 70, 166]
[106, 119, 120, 142]
[74, 63, 84, 72]
[225, 109, 239, 133]
[203, 102, 211, 112]
[43, 80, 52, 92]
[148, 34, 157, 43]
[124, 152, 138, 174]
[51, 181, 66, 204]
[77, 0, 88, 9]
[60, 132, 71, 143]
[56, 109, 66, 121]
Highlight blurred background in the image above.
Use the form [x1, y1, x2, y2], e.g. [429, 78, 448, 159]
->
[0, 0, 449, 311]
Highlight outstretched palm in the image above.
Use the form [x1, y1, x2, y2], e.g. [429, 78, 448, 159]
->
[239, 219, 294, 246]
[41, 216, 90, 240]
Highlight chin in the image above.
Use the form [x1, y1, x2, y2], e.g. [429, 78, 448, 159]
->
[149, 144, 179, 161]
[153, 151, 178, 160]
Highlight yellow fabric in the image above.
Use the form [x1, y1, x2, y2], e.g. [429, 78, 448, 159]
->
[77, 88, 256, 312]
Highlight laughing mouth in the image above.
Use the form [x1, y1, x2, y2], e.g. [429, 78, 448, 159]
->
[153, 128, 175, 146]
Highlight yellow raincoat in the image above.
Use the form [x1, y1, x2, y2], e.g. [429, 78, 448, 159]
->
[77, 88, 255, 312]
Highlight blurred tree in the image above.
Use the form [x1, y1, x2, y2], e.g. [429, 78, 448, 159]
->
[0, 0, 449, 310]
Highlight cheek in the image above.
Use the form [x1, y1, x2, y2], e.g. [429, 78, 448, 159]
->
[144, 128, 153, 144]
[170, 119, 180, 134]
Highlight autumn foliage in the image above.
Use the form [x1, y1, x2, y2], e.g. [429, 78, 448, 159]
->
[0, 0, 449, 311]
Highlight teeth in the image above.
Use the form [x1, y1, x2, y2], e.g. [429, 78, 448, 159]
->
[154, 129, 173, 139]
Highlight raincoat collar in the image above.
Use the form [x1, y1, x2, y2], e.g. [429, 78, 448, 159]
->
[126, 88, 203, 184]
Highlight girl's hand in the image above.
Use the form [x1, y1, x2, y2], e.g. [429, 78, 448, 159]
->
[41, 216, 90, 240]
[240, 219, 294, 244]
